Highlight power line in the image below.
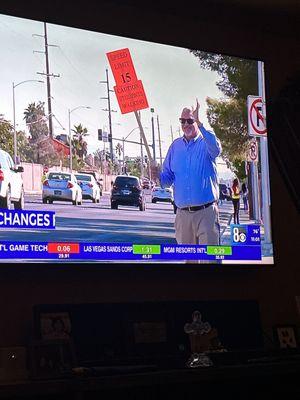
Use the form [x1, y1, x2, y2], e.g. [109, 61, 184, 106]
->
[57, 47, 98, 90]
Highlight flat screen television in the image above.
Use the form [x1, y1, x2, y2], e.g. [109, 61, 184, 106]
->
[0, 12, 274, 265]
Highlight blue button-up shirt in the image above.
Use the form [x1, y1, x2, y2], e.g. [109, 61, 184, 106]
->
[160, 125, 222, 208]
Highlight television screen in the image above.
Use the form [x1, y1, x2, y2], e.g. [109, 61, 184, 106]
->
[0, 13, 274, 264]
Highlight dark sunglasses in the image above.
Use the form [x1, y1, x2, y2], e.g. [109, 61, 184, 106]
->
[179, 118, 195, 125]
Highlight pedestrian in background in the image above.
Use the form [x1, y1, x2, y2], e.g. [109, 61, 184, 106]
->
[41, 171, 47, 185]
[241, 182, 249, 211]
[231, 178, 240, 224]
[160, 98, 222, 246]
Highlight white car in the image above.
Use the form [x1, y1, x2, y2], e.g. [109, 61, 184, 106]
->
[151, 186, 174, 204]
[75, 173, 101, 203]
[0, 149, 24, 209]
[42, 172, 82, 205]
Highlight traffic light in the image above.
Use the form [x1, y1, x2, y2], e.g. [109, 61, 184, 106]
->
[98, 129, 102, 141]
[144, 155, 148, 164]
[108, 133, 112, 143]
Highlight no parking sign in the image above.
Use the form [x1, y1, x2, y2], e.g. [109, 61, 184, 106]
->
[247, 95, 267, 136]
[247, 138, 258, 162]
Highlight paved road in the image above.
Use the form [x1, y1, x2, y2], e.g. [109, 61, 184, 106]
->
[0, 194, 231, 244]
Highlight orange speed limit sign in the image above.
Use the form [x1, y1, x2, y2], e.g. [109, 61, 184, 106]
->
[106, 48, 149, 114]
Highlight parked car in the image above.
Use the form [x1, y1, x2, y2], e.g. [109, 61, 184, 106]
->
[142, 178, 151, 190]
[111, 175, 146, 211]
[151, 186, 174, 204]
[75, 173, 101, 203]
[78, 170, 103, 196]
[42, 172, 82, 205]
[0, 149, 24, 209]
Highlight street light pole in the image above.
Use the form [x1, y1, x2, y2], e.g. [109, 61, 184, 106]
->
[122, 137, 125, 173]
[12, 82, 16, 164]
[68, 106, 91, 172]
[151, 108, 156, 163]
[68, 109, 72, 171]
[12, 79, 44, 164]
[157, 115, 163, 167]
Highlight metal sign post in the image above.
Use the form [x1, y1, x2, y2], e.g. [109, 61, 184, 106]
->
[247, 97, 261, 222]
[258, 61, 272, 252]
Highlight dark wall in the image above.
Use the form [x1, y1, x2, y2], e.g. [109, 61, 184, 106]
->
[0, 0, 299, 347]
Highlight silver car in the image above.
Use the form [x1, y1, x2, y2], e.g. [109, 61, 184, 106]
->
[151, 186, 174, 204]
[75, 173, 101, 203]
[0, 149, 24, 209]
[42, 172, 82, 205]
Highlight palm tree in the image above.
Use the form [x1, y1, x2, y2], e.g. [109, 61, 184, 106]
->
[115, 143, 123, 160]
[72, 123, 88, 159]
[23, 101, 48, 140]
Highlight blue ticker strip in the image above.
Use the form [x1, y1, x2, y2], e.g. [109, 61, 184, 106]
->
[0, 241, 261, 261]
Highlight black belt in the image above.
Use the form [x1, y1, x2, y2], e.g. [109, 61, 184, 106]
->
[180, 202, 215, 212]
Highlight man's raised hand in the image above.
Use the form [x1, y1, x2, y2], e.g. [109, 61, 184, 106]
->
[192, 98, 201, 125]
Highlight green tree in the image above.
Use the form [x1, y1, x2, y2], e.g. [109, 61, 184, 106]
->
[0, 116, 14, 153]
[23, 101, 49, 140]
[189, 51, 258, 100]
[0, 115, 33, 162]
[190, 51, 258, 179]
[72, 123, 88, 160]
[125, 157, 142, 178]
[23, 101, 53, 164]
[115, 143, 123, 160]
[69, 123, 89, 170]
[206, 97, 249, 178]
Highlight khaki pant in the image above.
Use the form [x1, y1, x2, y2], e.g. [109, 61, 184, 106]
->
[175, 203, 220, 245]
[175, 203, 220, 264]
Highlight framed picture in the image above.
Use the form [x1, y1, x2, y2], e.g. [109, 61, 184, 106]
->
[29, 339, 76, 379]
[273, 325, 298, 348]
[35, 311, 72, 341]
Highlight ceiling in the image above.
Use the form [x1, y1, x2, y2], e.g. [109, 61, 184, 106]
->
[0, 0, 299, 36]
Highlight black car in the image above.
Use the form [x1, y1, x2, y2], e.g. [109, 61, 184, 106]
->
[111, 175, 146, 211]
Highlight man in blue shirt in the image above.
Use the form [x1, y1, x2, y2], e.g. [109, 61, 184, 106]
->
[160, 99, 222, 245]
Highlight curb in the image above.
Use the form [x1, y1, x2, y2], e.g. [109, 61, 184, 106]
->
[24, 192, 41, 196]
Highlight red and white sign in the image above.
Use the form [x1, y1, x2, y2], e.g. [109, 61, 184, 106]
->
[247, 95, 267, 136]
[247, 138, 258, 162]
[106, 48, 149, 114]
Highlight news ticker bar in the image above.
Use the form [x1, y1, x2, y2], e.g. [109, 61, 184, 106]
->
[0, 242, 261, 260]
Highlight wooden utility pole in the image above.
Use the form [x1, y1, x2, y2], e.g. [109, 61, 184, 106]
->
[34, 22, 60, 137]
[134, 110, 153, 163]
[100, 69, 117, 162]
